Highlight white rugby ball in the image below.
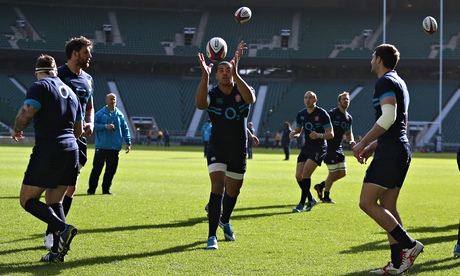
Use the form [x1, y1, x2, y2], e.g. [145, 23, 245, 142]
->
[422, 16, 437, 35]
[235, 7, 252, 24]
[206, 37, 227, 61]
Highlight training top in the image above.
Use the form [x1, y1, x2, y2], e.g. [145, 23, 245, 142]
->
[295, 106, 332, 147]
[58, 64, 93, 118]
[327, 107, 353, 152]
[24, 76, 81, 150]
[373, 70, 410, 143]
[206, 84, 253, 149]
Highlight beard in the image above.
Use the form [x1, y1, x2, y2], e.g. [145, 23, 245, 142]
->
[77, 56, 90, 69]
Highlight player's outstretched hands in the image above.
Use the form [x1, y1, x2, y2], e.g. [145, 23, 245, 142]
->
[198, 53, 213, 76]
[236, 40, 246, 60]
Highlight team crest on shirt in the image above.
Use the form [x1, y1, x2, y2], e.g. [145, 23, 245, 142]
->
[315, 116, 319, 121]
[216, 98, 224, 104]
[235, 94, 242, 102]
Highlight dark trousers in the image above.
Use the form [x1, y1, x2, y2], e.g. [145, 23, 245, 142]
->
[283, 144, 290, 160]
[88, 149, 119, 193]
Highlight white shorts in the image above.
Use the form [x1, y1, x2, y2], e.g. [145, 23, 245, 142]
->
[208, 163, 245, 180]
[326, 161, 346, 173]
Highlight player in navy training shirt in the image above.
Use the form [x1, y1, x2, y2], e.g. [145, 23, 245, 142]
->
[43, 36, 94, 250]
[314, 91, 356, 203]
[352, 44, 423, 274]
[289, 91, 334, 213]
[196, 41, 256, 250]
[12, 54, 82, 262]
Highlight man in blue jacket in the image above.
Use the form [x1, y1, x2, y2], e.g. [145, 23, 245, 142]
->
[87, 93, 131, 195]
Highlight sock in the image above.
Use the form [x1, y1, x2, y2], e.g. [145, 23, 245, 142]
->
[49, 203, 66, 252]
[307, 191, 313, 202]
[220, 192, 237, 224]
[324, 191, 330, 199]
[208, 193, 223, 238]
[297, 180, 302, 189]
[62, 195, 73, 216]
[320, 181, 325, 189]
[24, 199, 65, 233]
[305, 178, 312, 201]
[300, 178, 311, 204]
[390, 243, 403, 268]
[389, 224, 416, 249]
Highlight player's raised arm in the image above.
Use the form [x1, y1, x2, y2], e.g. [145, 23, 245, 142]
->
[195, 53, 212, 110]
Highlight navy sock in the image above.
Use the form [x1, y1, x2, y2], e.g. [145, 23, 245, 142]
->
[62, 195, 73, 216]
[320, 181, 325, 189]
[208, 193, 223, 238]
[49, 203, 66, 252]
[299, 182, 307, 205]
[221, 192, 237, 224]
[389, 224, 416, 249]
[324, 191, 330, 199]
[24, 199, 64, 233]
[305, 178, 312, 201]
[390, 243, 403, 268]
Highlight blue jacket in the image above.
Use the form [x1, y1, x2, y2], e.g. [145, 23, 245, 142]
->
[94, 106, 131, 150]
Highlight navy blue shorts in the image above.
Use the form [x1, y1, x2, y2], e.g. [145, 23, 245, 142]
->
[364, 141, 411, 189]
[323, 150, 345, 165]
[23, 147, 79, 189]
[297, 144, 326, 166]
[207, 145, 247, 174]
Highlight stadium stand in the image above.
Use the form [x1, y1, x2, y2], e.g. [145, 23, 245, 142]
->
[0, 1, 459, 149]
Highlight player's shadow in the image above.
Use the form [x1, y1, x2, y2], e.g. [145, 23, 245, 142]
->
[337, 223, 460, 275]
[0, 241, 204, 276]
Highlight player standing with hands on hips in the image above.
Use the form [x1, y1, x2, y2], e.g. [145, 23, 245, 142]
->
[196, 41, 256, 250]
[12, 54, 81, 262]
[353, 44, 424, 275]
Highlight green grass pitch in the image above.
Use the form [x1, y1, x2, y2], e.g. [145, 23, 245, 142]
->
[0, 144, 459, 275]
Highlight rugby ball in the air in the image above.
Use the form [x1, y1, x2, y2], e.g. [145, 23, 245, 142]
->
[206, 37, 227, 61]
[235, 7, 252, 24]
[422, 16, 437, 34]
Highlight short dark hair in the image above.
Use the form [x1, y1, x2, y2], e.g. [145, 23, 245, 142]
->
[35, 54, 56, 74]
[65, 36, 93, 59]
[374, 44, 400, 70]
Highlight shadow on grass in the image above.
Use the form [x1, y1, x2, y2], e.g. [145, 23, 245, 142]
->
[338, 223, 460, 275]
[0, 241, 203, 275]
[0, 204, 296, 274]
[3, 204, 293, 248]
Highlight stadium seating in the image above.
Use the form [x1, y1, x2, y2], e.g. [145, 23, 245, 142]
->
[0, 4, 459, 148]
[293, 10, 381, 59]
